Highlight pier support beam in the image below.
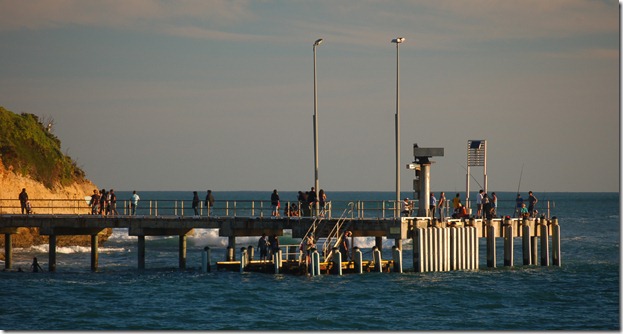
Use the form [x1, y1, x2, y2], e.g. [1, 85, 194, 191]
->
[503, 221, 513, 267]
[375, 236, 383, 255]
[4, 233, 12, 270]
[392, 246, 402, 273]
[49, 235, 57, 272]
[522, 222, 531, 265]
[551, 218, 561, 266]
[540, 219, 550, 266]
[202, 246, 211, 273]
[179, 235, 187, 270]
[486, 222, 496, 268]
[138, 236, 145, 270]
[353, 247, 363, 274]
[91, 234, 99, 272]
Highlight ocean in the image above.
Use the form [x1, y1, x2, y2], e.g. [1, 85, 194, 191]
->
[0, 191, 619, 330]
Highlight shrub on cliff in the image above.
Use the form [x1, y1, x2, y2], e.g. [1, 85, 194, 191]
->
[0, 106, 86, 189]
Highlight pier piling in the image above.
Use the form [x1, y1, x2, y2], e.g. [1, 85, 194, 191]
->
[91, 234, 98, 272]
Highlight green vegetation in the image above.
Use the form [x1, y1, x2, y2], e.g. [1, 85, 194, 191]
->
[0, 106, 86, 189]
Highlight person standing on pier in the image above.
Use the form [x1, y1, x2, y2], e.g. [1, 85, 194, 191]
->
[109, 189, 118, 215]
[438, 192, 446, 220]
[401, 198, 412, 216]
[307, 187, 317, 217]
[90, 189, 100, 215]
[514, 193, 524, 217]
[318, 189, 327, 217]
[271, 189, 280, 217]
[131, 190, 140, 215]
[298, 191, 309, 216]
[339, 230, 352, 261]
[491, 192, 498, 217]
[429, 193, 437, 219]
[528, 191, 538, 217]
[205, 190, 215, 216]
[476, 189, 484, 218]
[258, 233, 270, 262]
[19, 188, 28, 214]
[192, 191, 200, 216]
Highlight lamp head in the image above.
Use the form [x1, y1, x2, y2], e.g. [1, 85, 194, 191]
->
[314, 38, 324, 46]
[391, 37, 405, 43]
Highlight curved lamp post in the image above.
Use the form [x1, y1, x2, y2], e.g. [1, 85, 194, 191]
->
[392, 37, 405, 218]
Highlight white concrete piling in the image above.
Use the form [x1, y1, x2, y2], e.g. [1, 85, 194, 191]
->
[522, 222, 531, 265]
[486, 222, 496, 268]
[373, 246, 382, 272]
[551, 218, 561, 266]
[392, 246, 402, 273]
[240, 247, 247, 273]
[332, 247, 342, 275]
[503, 220, 514, 267]
[353, 247, 363, 274]
[312, 249, 321, 276]
[540, 218, 550, 266]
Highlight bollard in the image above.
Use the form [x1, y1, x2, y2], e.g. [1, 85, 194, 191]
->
[353, 247, 363, 274]
[540, 218, 550, 266]
[551, 217, 561, 266]
[311, 249, 321, 276]
[392, 246, 402, 273]
[273, 250, 281, 274]
[332, 247, 342, 275]
[202, 246, 211, 273]
[373, 246, 382, 272]
[247, 245, 254, 262]
[486, 222, 496, 268]
[227, 246, 234, 262]
[240, 247, 247, 273]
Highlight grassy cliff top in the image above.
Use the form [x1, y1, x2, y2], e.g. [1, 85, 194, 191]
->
[0, 106, 86, 189]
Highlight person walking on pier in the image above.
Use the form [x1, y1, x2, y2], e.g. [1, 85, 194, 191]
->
[205, 190, 215, 216]
[491, 192, 498, 217]
[192, 191, 200, 216]
[528, 191, 538, 217]
[19, 188, 29, 214]
[131, 190, 140, 215]
[271, 189, 280, 217]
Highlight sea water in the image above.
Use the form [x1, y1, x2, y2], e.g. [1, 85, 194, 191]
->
[0, 191, 618, 330]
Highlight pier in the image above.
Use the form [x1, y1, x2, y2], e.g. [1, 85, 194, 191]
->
[0, 207, 561, 274]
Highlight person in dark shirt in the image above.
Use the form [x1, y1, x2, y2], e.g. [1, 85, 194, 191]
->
[19, 188, 28, 214]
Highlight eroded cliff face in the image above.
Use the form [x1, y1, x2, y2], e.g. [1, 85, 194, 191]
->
[0, 164, 112, 260]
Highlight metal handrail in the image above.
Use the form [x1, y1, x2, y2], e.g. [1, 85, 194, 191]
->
[0, 198, 555, 219]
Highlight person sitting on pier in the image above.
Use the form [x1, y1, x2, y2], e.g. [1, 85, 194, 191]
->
[520, 203, 530, 218]
[401, 198, 412, 216]
[453, 203, 469, 219]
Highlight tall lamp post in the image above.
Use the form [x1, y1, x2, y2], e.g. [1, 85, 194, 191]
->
[392, 37, 405, 218]
[313, 38, 323, 213]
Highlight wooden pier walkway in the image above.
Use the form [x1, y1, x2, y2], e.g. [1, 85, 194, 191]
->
[0, 213, 561, 274]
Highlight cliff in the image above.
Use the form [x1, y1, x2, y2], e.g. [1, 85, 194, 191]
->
[0, 106, 112, 259]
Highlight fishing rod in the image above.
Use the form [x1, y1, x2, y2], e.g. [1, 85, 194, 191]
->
[516, 163, 525, 195]
[457, 163, 484, 190]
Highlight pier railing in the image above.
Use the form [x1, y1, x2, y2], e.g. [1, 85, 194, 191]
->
[0, 198, 555, 219]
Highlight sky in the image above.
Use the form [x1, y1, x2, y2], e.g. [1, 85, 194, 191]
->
[0, 0, 619, 193]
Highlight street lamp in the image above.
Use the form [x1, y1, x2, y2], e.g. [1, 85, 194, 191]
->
[313, 38, 323, 213]
[392, 37, 404, 218]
